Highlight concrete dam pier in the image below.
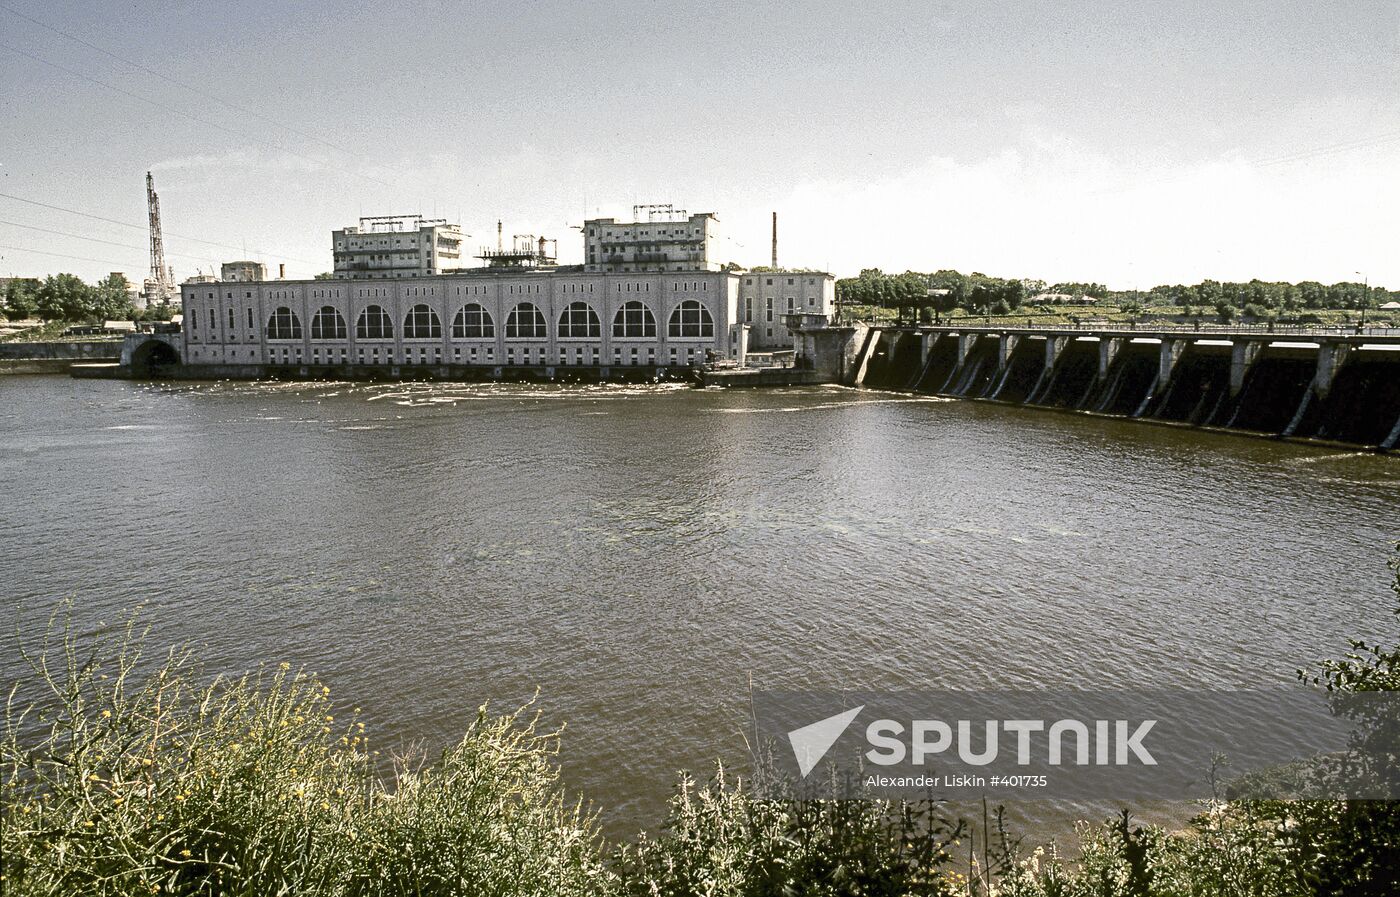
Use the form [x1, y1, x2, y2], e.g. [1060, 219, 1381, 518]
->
[845, 325, 1400, 449]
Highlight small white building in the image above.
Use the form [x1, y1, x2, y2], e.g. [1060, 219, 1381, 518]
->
[332, 215, 465, 279]
[737, 270, 837, 349]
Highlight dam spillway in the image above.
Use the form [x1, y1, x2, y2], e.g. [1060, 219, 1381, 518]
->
[846, 325, 1400, 449]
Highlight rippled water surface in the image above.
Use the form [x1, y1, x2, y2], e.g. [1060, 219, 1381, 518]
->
[3, 376, 1397, 837]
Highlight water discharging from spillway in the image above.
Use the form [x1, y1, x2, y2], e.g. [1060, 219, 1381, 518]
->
[869, 329, 1400, 448]
[862, 332, 924, 391]
[1089, 341, 1159, 416]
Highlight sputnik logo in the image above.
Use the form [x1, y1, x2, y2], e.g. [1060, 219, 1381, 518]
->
[787, 706, 864, 778]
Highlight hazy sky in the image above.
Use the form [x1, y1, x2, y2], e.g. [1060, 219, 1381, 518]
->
[1, 0, 1397, 287]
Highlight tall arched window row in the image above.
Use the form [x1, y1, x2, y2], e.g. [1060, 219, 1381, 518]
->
[452, 304, 495, 338]
[403, 304, 442, 339]
[557, 302, 600, 338]
[266, 307, 302, 340]
[357, 305, 393, 339]
[310, 306, 346, 340]
[505, 302, 547, 339]
[612, 301, 656, 338]
[668, 300, 715, 338]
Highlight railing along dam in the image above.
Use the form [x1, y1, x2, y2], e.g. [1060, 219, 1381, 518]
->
[851, 325, 1400, 449]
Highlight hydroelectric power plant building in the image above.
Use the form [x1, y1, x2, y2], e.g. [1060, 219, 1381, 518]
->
[174, 207, 836, 378]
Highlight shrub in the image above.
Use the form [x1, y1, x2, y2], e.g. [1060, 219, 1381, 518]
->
[1, 609, 608, 896]
[614, 764, 967, 896]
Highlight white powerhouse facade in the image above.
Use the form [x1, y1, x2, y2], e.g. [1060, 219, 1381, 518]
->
[181, 269, 744, 370]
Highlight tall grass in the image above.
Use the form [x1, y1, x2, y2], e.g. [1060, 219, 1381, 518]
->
[2, 609, 606, 896]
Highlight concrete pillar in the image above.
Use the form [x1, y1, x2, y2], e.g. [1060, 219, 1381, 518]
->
[957, 332, 978, 365]
[1229, 340, 1263, 396]
[921, 332, 938, 366]
[998, 333, 1019, 369]
[1098, 337, 1123, 379]
[1159, 339, 1185, 383]
[1044, 335, 1066, 369]
[1313, 342, 1349, 398]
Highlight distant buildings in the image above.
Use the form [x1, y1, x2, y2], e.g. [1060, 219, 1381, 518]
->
[177, 203, 835, 373]
[332, 215, 464, 279]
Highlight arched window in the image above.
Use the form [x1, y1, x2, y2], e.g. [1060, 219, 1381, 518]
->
[505, 302, 546, 339]
[403, 304, 441, 339]
[266, 306, 302, 340]
[668, 300, 715, 338]
[612, 300, 656, 338]
[310, 306, 346, 340]
[357, 304, 393, 339]
[452, 303, 495, 339]
[557, 301, 600, 338]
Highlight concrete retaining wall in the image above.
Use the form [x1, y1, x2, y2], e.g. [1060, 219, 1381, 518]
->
[0, 341, 123, 361]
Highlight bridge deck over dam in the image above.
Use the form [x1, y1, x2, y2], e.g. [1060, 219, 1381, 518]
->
[837, 323, 1400, 449]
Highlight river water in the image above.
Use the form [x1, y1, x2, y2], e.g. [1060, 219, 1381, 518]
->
[2, 375, 1397, 839]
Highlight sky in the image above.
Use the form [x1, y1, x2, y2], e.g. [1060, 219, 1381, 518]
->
[0, 0, 1397, 288]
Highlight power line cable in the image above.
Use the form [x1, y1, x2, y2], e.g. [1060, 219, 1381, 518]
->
[0, 216, 221, 265]
[1090, 128, 1400, 196]
[0, 190, 322, 265]
[0, 241, 153, 268]
[0, 41, 399, 191]
[0, 1, 398, 177]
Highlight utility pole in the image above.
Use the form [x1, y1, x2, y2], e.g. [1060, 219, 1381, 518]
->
[1356, 271, 1369, 331]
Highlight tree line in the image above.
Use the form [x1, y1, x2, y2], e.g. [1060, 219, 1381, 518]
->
[837, 268, 1397, 317]
[0, 273, 160, 323]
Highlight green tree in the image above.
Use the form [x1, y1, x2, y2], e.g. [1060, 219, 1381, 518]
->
[92, 273, 135, 320]
[35, 273, 94, 322]
[2, 277, 41, 321]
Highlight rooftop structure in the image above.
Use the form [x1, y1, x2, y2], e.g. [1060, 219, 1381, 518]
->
[332, 215, 464, 279]
[221, 261, 268, 282]
[583, 206, 719, 274]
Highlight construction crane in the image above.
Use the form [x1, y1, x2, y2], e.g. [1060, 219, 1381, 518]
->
[144, 171, 174, 306]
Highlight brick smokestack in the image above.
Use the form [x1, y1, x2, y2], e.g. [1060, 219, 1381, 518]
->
[771, 211, 778, 269]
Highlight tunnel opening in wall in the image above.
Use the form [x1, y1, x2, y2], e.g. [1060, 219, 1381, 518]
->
[130, 340, 180, 378]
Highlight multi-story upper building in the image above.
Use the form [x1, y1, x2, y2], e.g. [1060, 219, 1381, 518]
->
[332, 215, 464, 279]
[737, 271, 837, 349]
[584, 208, 719, 273]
